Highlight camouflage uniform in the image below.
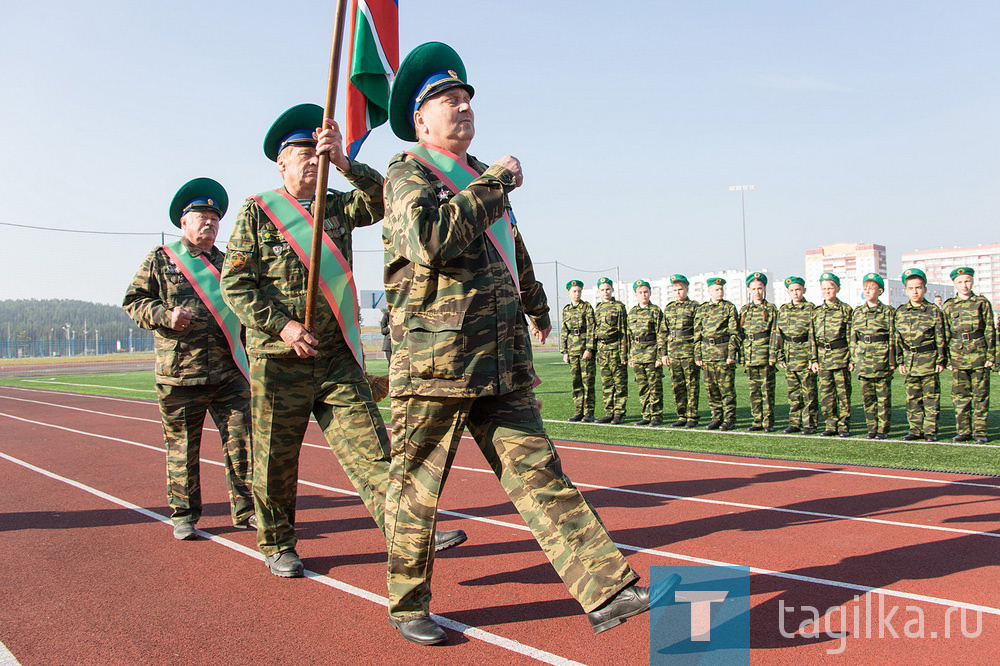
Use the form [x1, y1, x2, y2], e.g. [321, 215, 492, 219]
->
[695, 299, 740, 424]
[560, 301, 597, 418]
[894, 299, 947, 437]
[123, 237, 254, 527]
[627, 303, 665, 421]
[739, 300, 777, 428]
[772, 301, 818, 430]
[663, 298, 700, 423]
[850, 301, 896, 436]
[811, 299, 853, 434]
[382, 150, 638, 621]
[943, 295, 995, 439]
[595, 299, 629, 418]
[220, 164, 391, 557]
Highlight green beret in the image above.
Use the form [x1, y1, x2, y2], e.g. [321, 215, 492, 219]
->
[669, 274, 689, 285]
[950, 267, 975, 280]
[902, 268, 927, 283]
[633, 279, 650, 292]
[566, 279, 584, 290]
[784, 276, 805, 288]
[706, 277, 726, 287]
[389, 42, 474, 142]
[745, 271, 767, 287]
[820, 272, 841, 287]
[596, 277, 613, 288]
[168, 177, 228, 229]
[862, 272, 885, 290]
[263, 103, 323, 162]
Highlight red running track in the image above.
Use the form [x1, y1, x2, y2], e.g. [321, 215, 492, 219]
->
[1, 384, 999, 664]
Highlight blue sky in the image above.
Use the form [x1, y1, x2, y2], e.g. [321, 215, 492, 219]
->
[2, 1, 998, 313]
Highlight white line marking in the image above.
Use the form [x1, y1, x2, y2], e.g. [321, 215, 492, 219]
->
[22, 379, 155, 393]
[0, 640, 19, 666]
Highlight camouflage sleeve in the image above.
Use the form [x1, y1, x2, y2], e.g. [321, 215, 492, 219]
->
[727, 303, 740, 362]
[770, 314, 784, 365]
[848, 308, 860, 367]
[332, 160, 385, 231]
[559, 307, 568, 354]
[383, 154, 513, 266]
[843, 304, 854, 359]
[122, 247, 172, 331]
[935, 307, 947, 367]
[888, 308, 897, 368]
[585, 303, 596, 353]
[985, 300, 996, 365]
[656, 307, 667, 358]
[619, 302, 630, 364]
[809, 312, 819, 365]
[513, 226, 551, 331]
[694, 306, 704, 363]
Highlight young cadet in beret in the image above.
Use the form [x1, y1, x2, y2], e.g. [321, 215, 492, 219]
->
[850, 273, 896, 439]
[696, 277, 740, 430]
[810, 272, 854, 437]
[561, 279, 597, 422]
[895, 268, 947, 441]
[739, 272, 778, 431]
[627, 280, 665, 426]
[772, 277, 818, 434]
[595, 276, 630, 424]
[943, 267, 995, 442]
[661, 274, 701, 427]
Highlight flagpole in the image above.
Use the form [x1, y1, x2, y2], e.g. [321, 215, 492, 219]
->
[305, 0, 350, 333]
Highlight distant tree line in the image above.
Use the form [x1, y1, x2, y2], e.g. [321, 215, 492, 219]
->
[0, 299, 152, 355]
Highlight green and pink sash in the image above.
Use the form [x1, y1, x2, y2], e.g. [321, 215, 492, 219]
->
[405, 143, 519, 287]
[250, 189, 365, 369]
[161, 241, 250, 380]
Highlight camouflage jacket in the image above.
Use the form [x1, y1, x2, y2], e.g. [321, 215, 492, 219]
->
[942, 294, 995, 369]
[220, 162, 384, 359]
[850, 301, 896, 377]
[627, 303, 665, 363]
[560, 300, 596, 356]
[123, 237, 240, 386]
[894, 299, 947, 376]
[695, 299, 739, 364]
[662, 298, 699, 359]
[811, 298, 853, 369]
[382, 150, 549, 398]
[738, 300, 777, 367]
[595, 299, 629, 364]
[771, 301, 814, 371]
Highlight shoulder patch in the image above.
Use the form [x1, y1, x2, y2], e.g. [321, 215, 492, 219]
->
[229, 251, 247, 273]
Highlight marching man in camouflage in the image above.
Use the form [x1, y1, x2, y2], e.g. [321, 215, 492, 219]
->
[661, 274, 700, 427]
[810, 272, 854, 437]
[124, 178, 254, 540]
[695, 277, 740, 430]
[380, 41, 675, 646]
[850, 273, 895, 439]
[627, 279, 665, 425]
[595, 276, 629, 424]
[943, 267, 995, 443]
[561, 279, 596, 422]
[772, 277, 818, 434]
[739, 272, 777, 431]
[895, 268, 947, 441]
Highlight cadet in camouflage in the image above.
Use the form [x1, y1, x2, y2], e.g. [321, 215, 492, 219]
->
[595, 277, 629, 424]
[850, 273, 895, 439]
[895, 269, 947, 441]
[661, 274, 700, 427]
[943, 267, 995, 443]
[123, 178, 254, 539]
[810, 272, 854, 436]
[561, 279, 597, 421]
[772, 277, 818, 433]
[739, 272, 777, 431]
[696, 277, 740, 430]
[627, 280, 665, 425]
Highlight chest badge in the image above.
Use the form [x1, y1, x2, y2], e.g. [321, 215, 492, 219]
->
[437, 187, 451, 202]
[272, 244, 283, 256]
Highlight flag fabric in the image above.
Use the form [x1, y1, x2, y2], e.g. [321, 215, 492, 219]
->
[345, 0, 399, 160]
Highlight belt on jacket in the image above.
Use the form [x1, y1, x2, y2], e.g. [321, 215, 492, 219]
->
[905, 341, 937, 353]
[855, 333, 890, 344]
[635, 334, 657, 343]
[953, 330, 985, 342]
[782, 333, 809, 344]
[598, 333, 620, 343]
[818, 338, 848, 351]
[567, 328, 582, 335]
[747, 331, 771, 341]
[706, 334, 731, 345]
[669, 327, 694, 338]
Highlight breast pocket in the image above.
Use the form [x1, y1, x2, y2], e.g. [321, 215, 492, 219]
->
[404, 311, 466, 380]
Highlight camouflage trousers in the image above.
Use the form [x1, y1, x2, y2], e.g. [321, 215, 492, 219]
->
[567, 353, 597, 417]
[785, 368, 818, 428]
[859, 375, 892, 435]
[633, 361, 663, 420]
[249, 350, 390, 556]
[952, 367, 990, 437]
[385, 388, 638, 620]
[905, 373, 940, 436]
[597, 347, 628, 416]
[668, 358, 700, 421]
[746, 364, 776, 427]
[156, 373, 254, 526]
[702, 362, 736, 422]
[817, 368, 852, 433]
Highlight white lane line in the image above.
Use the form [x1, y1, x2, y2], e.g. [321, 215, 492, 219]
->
[3, 411, 999, 619]
[0, 640, 19, 665]
[22, 379, 155, 393]
[0, 450, 582, 666]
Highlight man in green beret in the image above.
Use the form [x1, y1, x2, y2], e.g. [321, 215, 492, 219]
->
[850, 273, 895, 439]
[943, 267, 994, 442]
[380, 41, 673, 645]
[595, 276, 630, 424]
[810, 272, 854, 436]
[739, 272, 777, 431]
[696, 277, 740, 430]
[772, 277, 818, 434]
[627, 279, 665, 426]
[124, 178, 255, 540]
[661, 274, 701, 427]
[894, 268, 947, 441]
[561, 279, 597, 422]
